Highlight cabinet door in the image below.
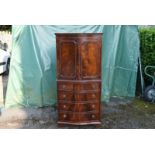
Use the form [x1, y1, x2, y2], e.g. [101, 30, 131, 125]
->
[57, 40, 78, 80]
[80, 41, 101, 79]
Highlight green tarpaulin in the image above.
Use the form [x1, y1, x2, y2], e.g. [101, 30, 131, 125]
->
[5, 25, 140, 108]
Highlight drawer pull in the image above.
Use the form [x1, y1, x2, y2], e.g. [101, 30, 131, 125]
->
[63, 94, 66, 99]
[91, 114, 95, 118]
[63, 114, 67, 118]
[63, 105, 67, 109]
[91, 104, 95, 108]
[62, 85, 66, 89]
[92, 84, 97, 89]
[92, 94, 96, 98]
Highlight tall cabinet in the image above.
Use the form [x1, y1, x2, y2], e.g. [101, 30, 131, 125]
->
[56, 33, 102, 125]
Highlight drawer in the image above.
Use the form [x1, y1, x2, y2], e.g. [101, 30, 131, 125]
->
[58, 82, 101, 92]
[58, 112, 79, 122]
[79, 112, 100, 122]
[58, 92, 100, 102]
[58, 112, 100, 123]
[58, 92, 75, 101]
[78, 82, 101, 91]
[58, 82, 74, 91]
[58, 103, 78, 112]
[58, 102, 100, 112]
[78, 92, 100, 101]
[78, 103, 100, 112]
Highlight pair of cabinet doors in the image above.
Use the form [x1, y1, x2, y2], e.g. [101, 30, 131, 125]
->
[56, 34, 102, 81]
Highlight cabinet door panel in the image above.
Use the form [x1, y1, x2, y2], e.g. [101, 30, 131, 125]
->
[58, 41, 77, 79]
[80, 41, 101, 79]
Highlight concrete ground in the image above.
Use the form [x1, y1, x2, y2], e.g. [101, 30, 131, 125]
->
[1, 75, 155, 129]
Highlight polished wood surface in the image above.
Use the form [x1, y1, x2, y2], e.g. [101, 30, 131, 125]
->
[56, 33, 102, 125]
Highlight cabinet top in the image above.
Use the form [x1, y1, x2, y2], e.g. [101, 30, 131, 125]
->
[55, 33, 103, 37]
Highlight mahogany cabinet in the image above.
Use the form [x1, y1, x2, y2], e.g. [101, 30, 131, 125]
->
[56, 33, 102, 125]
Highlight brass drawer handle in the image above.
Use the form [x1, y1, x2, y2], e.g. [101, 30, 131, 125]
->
[92, 94, 96, 98]
[63, 114, 67, 118]
[63, 94, 66, 99]
[92, 84, 97, 89]
[62, 85, 66, 89]
[63, 105, 67, 109]
[91, 114, 95, 118]
[91, 104, 95, 108]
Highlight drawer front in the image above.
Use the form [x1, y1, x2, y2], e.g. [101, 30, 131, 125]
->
[58, 102, 100, 112]
[58, 112, 79, 122]
[58, 92, 75, 101]
[58, 82, 74, 91]
[58, 82, 101, 92]
[78, 92, 100, 101]
[78, 103, 100, 112]
[59, 103, 78, 112]
[79, 112, 100, 122]
[58, 112, 100, 123]
[58, 91, 100, 102]
[78, 82, 101, 91]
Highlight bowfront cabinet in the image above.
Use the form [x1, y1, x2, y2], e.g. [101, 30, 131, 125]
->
[56, 33, 102, 125]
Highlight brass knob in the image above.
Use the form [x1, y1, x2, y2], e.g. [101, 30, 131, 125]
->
[63, 114, 67, 118]
[92, 104, 95, 108]
[63, 105, 66, 108]
[62, 85, 66, 89]
[92, 94, 96, 98]
[92, 84, 97, 89]
[92, 114, 95, 118]
[63, 94, 66, 99]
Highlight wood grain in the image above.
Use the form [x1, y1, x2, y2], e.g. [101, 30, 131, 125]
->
[56, 33, 102, 125]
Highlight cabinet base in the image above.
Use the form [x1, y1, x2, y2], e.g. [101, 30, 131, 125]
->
[58, 121, 101, 126]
